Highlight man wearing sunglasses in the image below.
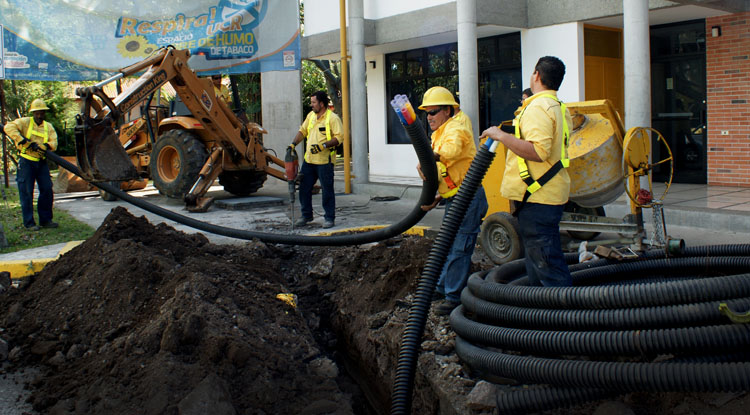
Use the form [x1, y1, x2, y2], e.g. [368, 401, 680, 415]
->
[417, 86, 488, 316]
[480, 56, 573, 287]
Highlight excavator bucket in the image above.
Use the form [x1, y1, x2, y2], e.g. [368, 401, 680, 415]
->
[74, 115, 139, 182]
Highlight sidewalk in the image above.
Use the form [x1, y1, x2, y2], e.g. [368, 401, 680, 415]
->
[1, 177, 749, 275]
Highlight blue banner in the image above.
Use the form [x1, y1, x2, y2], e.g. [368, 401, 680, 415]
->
[0, 0, 300, 81]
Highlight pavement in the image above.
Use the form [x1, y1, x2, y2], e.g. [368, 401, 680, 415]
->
[1, 176, 749, 279]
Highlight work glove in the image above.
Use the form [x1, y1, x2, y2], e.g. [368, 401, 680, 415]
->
[29, 142, 41, 152]
[310, 144, 323, 154]
[18, 138, 30, 149]
[288, 143, 296, 150]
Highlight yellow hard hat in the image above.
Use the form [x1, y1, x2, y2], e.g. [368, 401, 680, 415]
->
[419, 86, 459, 110]
[29, 99, 50, 113]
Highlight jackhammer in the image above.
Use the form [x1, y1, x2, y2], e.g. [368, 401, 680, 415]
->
[285, 145, 299, 229]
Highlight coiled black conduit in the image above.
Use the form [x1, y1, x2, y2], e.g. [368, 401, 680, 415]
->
[390, 136, 496, 414]
[452, 245, 750, 414]
[45, 127, 438, 247]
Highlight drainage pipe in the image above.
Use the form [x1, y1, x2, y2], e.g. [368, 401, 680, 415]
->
[390, 138, 497, 414]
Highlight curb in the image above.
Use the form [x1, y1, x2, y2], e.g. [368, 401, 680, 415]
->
[1, 240, 84, 280]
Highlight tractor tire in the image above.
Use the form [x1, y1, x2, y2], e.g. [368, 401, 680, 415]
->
[150, 130, 208, 199]
[99, 181, 119, 201]
[479, 211, 524, 265]
[564, 203, 606, 241]
[218, 170, 268, 197]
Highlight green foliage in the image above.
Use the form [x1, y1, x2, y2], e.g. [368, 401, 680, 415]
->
[0, 185, 95, 254]
[231, 74, 262, 124]
[2, 80, 81, 159]
[301, 60, 326, 117]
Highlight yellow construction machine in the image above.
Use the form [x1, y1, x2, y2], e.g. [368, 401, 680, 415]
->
[479, 99, 675, 264]
[73, 46, 286, 211]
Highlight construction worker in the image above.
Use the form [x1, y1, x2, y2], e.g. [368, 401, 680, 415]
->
[480, 56, 573, 286]
[289, 90, 342, 229]
[3, 98, 59, 231]
[211, 74, 232, 106]
[417, 86, 488, 316]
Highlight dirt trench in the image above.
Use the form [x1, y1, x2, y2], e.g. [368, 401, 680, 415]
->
[0, 207, 474, 415]
[2, 206, 749, 415]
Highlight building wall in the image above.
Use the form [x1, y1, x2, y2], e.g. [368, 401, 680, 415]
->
[261, 71, 303, 157]
[304, 0, 453, 36]
[521, 22, 585, 102]
[706, 12, 750, 186]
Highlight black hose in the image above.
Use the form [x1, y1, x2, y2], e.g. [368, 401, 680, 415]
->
[495, 386, 615, 415]
[45, 124, 438, 246]
[451, 304, 750, 356]
[390, 138, 496, 415]
[455, 336, 750, 391]
[453, 245, 750, 414]
[460, 287, 750, 330]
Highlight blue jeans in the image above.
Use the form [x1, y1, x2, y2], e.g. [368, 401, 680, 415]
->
[437, 186, 488, 302]
[16, 157, 54, 228]
[516, 202, 572, 287]
[299, 161, 335, 221]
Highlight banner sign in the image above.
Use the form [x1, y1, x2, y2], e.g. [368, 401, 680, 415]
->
[0, 0, 300, 81]
[0, 24, 4, 79]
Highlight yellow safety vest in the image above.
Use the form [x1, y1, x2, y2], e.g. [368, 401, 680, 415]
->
[21, 121, 50, 162]
[514, 94, 569, 197]
[305, 109, 335, 164]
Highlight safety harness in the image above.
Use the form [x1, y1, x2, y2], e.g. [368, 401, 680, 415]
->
[437, 161, 459, 198]
[21, 120, 50, 162]
[513, 94, 569, 214]
[305, 109, 335, 164]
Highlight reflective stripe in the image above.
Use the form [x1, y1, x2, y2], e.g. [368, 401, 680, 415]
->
[304, 109, 335, 164]
[21, 121, 49, 162]
[437, 161, 459, 198]
[513, 94, 569, 194]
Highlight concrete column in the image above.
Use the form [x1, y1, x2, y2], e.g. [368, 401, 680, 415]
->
[623, 0, 651, 130]
[457, 0, 479, 141]
[349, 0, 369, 184]
[261, 71, 302, 155]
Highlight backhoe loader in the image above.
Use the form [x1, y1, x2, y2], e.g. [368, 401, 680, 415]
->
[74, 46, 286, 212]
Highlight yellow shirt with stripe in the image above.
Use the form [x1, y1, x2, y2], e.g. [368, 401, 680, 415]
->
[3, 117, 58, 161]
[431, 110, 476, 197]
[299, 110, 343, 165]
[500, 90, 571, 205]
[214, 85, 232, 105]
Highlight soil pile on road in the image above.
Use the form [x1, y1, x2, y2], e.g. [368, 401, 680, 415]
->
[1, 206, 394, 414]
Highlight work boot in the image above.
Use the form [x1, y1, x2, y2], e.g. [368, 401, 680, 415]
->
[323, 220, 335, 229]
[25, 224, 40, 231]
[295, 217, 312, 227]
[40, 221, 59, 229]
[434, 300, 460, 316]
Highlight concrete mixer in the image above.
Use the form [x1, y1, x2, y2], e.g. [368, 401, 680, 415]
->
[479, 99, 675, 264]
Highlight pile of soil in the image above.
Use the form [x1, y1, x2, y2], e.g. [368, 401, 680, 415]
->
[1, 207, 392, 414]
[3, 206, 745, 415]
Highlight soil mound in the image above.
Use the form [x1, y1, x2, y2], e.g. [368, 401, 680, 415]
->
[1, 207, 360, 414]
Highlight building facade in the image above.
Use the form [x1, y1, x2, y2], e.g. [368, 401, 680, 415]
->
[298, 0, 749, 187]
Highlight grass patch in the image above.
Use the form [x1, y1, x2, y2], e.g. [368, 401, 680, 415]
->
[0, 185, 95, 254]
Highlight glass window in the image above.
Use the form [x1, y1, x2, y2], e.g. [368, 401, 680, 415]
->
[385, 33, 521, 144]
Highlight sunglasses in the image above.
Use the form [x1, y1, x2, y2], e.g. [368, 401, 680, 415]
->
[425, 108, 442, 116]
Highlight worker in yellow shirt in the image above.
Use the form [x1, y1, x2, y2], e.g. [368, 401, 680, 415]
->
[3, 99, 59, 231]
[288, 91, 342, 229]
[211, 74, 232, 106]
[417, 86, 488, 315]
[481, 56, 573, 286]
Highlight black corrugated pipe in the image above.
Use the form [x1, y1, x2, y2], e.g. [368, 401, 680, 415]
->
[451, 304, 750, 355]
[390, 137, 497, 415]
[495, 386, 615, 415]
[455, 336, 750, 391]
[452, 245, 750, 414]
[460, 285, 750, 330]
[45, 124, 438, 247]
